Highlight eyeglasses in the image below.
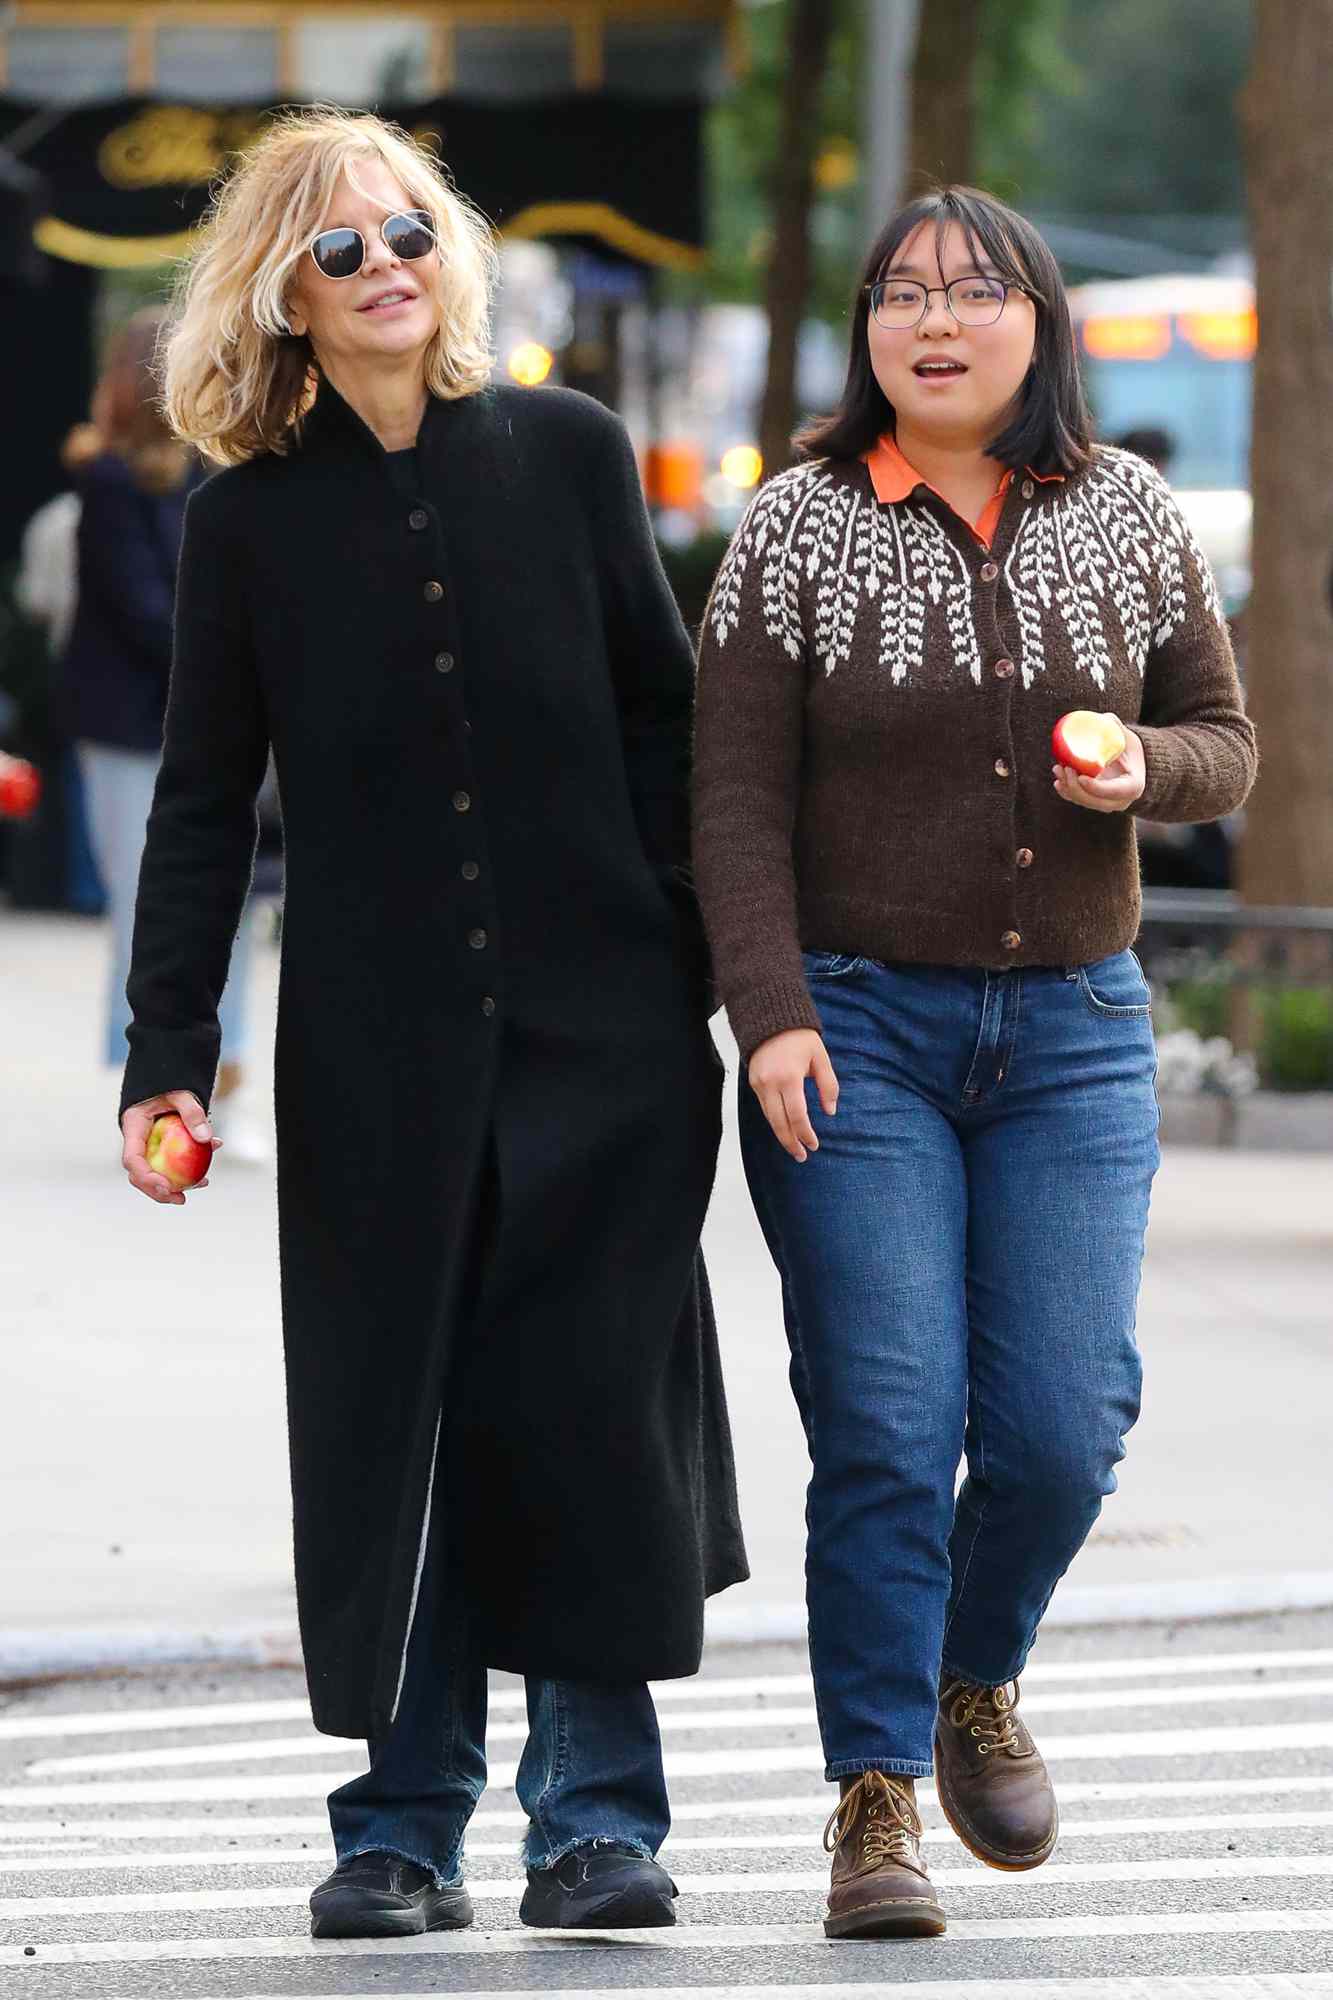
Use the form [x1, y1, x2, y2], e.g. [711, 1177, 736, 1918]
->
[864, 276, 1029, 330]
[307, 209, 437, 281]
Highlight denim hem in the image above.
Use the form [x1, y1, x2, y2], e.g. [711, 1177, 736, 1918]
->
[940, 1658, 1026, 1689]
[824, 1757, 933, 1782]
[335, 1841, 463, 1891]
[523, 1832, 656, 1873]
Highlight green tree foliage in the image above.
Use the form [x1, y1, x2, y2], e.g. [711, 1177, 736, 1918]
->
[978, 0, 1252, 219]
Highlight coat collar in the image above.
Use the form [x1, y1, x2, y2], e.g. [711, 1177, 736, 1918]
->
[296, 372, 483, 462]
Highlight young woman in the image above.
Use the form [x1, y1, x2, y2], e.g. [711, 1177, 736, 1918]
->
[117, 108, 745, 1936]
[693, 186, 1256, 1941]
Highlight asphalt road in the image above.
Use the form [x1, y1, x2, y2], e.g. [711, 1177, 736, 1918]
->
[2, 1609, 1332, 1998]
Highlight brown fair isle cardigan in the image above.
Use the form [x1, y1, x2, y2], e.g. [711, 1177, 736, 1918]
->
[692, 444, 1258, 1064]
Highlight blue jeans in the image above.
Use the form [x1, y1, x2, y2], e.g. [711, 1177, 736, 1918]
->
[77, 741, 255, 1069]
[739, 949, 1159, 1781]
[326, 1518, 670, 1885]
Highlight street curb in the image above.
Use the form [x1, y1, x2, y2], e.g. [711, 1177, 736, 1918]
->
[5, 1571, 1333, 1686]
[704, 1572, 1333, 1647]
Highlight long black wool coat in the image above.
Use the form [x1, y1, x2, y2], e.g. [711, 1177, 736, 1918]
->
[119, 379, 748, 1739]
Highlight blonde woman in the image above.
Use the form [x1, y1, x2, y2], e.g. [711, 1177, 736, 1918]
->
[117, 108, 744, 1937]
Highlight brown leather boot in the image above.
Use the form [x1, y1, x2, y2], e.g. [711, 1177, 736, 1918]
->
[823, 1770, 946, 1939]
[934, 1676, 1058, 1870]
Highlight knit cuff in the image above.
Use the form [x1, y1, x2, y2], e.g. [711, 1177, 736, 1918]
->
[726, 980, 824, 1067]
[1130, 722, 1187, 821]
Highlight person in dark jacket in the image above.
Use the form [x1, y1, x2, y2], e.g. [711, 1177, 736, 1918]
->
[116, 108, 746, 1938]
[60, 313, 265, 1152]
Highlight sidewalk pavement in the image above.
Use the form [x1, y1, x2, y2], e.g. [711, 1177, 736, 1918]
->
[3, 907, 1331, 1679]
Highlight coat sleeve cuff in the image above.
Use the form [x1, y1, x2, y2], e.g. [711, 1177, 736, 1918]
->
[726, 980, 824, 1067]
[118, 1026, 220, 1127]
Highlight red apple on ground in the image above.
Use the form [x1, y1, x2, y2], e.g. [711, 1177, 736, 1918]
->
[146, 1113, 212, 1192]
[0, 756, 41, 820]
[1052, 710, 1128, 778]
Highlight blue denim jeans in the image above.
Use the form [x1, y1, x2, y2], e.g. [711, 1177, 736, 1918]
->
[739, 949, 1159, 1781]
[326, 1518, 670, 1884]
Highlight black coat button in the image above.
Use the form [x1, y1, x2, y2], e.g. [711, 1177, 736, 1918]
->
[468, 928, 488, 950]
[452, 790, 471, 812]
[409, 508, 429, 531]
[434, 652, 454, 674]
[461, 861, 479, 881]
[481, 996, 496, 1017]
[424, 580, 444, 603]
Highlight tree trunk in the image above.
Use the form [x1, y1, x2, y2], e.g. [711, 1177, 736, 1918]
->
[1237, 0, 1333, 912]
[757, 0, 836, 479]
[908, 0, 985, 189]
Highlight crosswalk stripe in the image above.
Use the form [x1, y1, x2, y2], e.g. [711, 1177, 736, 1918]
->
[4, 1647, 1331, 1745]
[4, 1854, 1333, 1917]
[9, 1719, 1333, 1804]
[2, 1809, 1333, 1876]
[7, 1772, 1333, 1845]
[4, 1909, 1333, 1967]
[128, 1983, 1333, 2000]
[28, 1675, 1333, 1778]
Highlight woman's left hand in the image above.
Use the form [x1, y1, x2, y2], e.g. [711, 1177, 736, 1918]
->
[1053, 722, 1146, 813]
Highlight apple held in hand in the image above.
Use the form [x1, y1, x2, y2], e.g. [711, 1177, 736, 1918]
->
[0, 755, 41, 820]
[1051, 710, 1128, 778]
[146, 1113, 212, 1192]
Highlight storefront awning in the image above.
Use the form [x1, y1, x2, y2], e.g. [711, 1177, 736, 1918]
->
[0, 92, 705, 273]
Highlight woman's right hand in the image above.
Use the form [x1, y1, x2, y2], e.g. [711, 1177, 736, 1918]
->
[748, 1030, 839, 1163]
[120, 1091, 223, 1205]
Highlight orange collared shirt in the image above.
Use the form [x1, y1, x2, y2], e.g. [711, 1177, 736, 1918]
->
[863, 433, 1064, 551]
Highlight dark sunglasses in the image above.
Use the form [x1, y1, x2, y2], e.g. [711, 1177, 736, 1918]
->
[307, 208, 437, 281]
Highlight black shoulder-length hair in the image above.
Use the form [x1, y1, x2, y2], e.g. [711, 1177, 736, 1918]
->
[796, 184, 1093, 478]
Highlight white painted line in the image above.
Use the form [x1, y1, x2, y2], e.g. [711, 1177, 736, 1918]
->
[8, 1770, 1333, 1846]
[6, 1852, 1333, 1918]
[5, 1806, 1333, 1877]
[26, 1675, 1333, 1779]
[5, 1909, 1333, 1967]
[5, 1645, 1331, 1746]
[135, 1982, 1333, 2000]
[13, 1716, 1333, 1805]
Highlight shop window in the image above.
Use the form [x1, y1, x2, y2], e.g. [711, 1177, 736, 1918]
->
[5, 26, 130, 101]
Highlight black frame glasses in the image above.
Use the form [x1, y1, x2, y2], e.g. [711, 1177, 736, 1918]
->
[307, 209, 437, 282]
[864, 276, 1029, 330]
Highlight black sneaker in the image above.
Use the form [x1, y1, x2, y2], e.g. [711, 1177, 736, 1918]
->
[519, 1840, 677, 1929]
[309, 1850, 473, 1938]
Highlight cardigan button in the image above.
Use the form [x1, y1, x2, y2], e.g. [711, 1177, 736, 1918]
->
[468, 928, 488, 950]
[424, 580, 444, 602]
[1021, 479, 1035, 500]
[1016, 847, 1034, 868]
[409, 507, 429, 531]
[452, 790, 471, 812]
[1001, 930, 1022, 951]
[994, 657, 1015, 679]
[994, 758, 1011, 778]
[980, 560, 999, 583]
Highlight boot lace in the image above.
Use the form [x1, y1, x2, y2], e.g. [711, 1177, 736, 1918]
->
[941, 1676, 1027, 1757]
[822, 1770, 922, 1868]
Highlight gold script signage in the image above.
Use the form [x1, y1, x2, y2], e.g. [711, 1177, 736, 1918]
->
[99, 106, 269, 190]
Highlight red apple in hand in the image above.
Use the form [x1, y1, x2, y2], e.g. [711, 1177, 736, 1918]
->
[146, 1113, 212, 1192]
[0, 756, 41, 820]
[1051, 710, 1128, 778]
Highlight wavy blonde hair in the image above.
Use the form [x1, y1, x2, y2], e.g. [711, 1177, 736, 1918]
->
[162, 107, 498, 466]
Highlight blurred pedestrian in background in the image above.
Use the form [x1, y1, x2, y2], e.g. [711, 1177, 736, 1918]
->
[116, 109, 743, 1940]
[694, 185, 1257, 1943]
[58, 310, 267, 1156]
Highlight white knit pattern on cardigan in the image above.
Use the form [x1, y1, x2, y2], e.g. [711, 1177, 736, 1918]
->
[705, 445, 1224, 692]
